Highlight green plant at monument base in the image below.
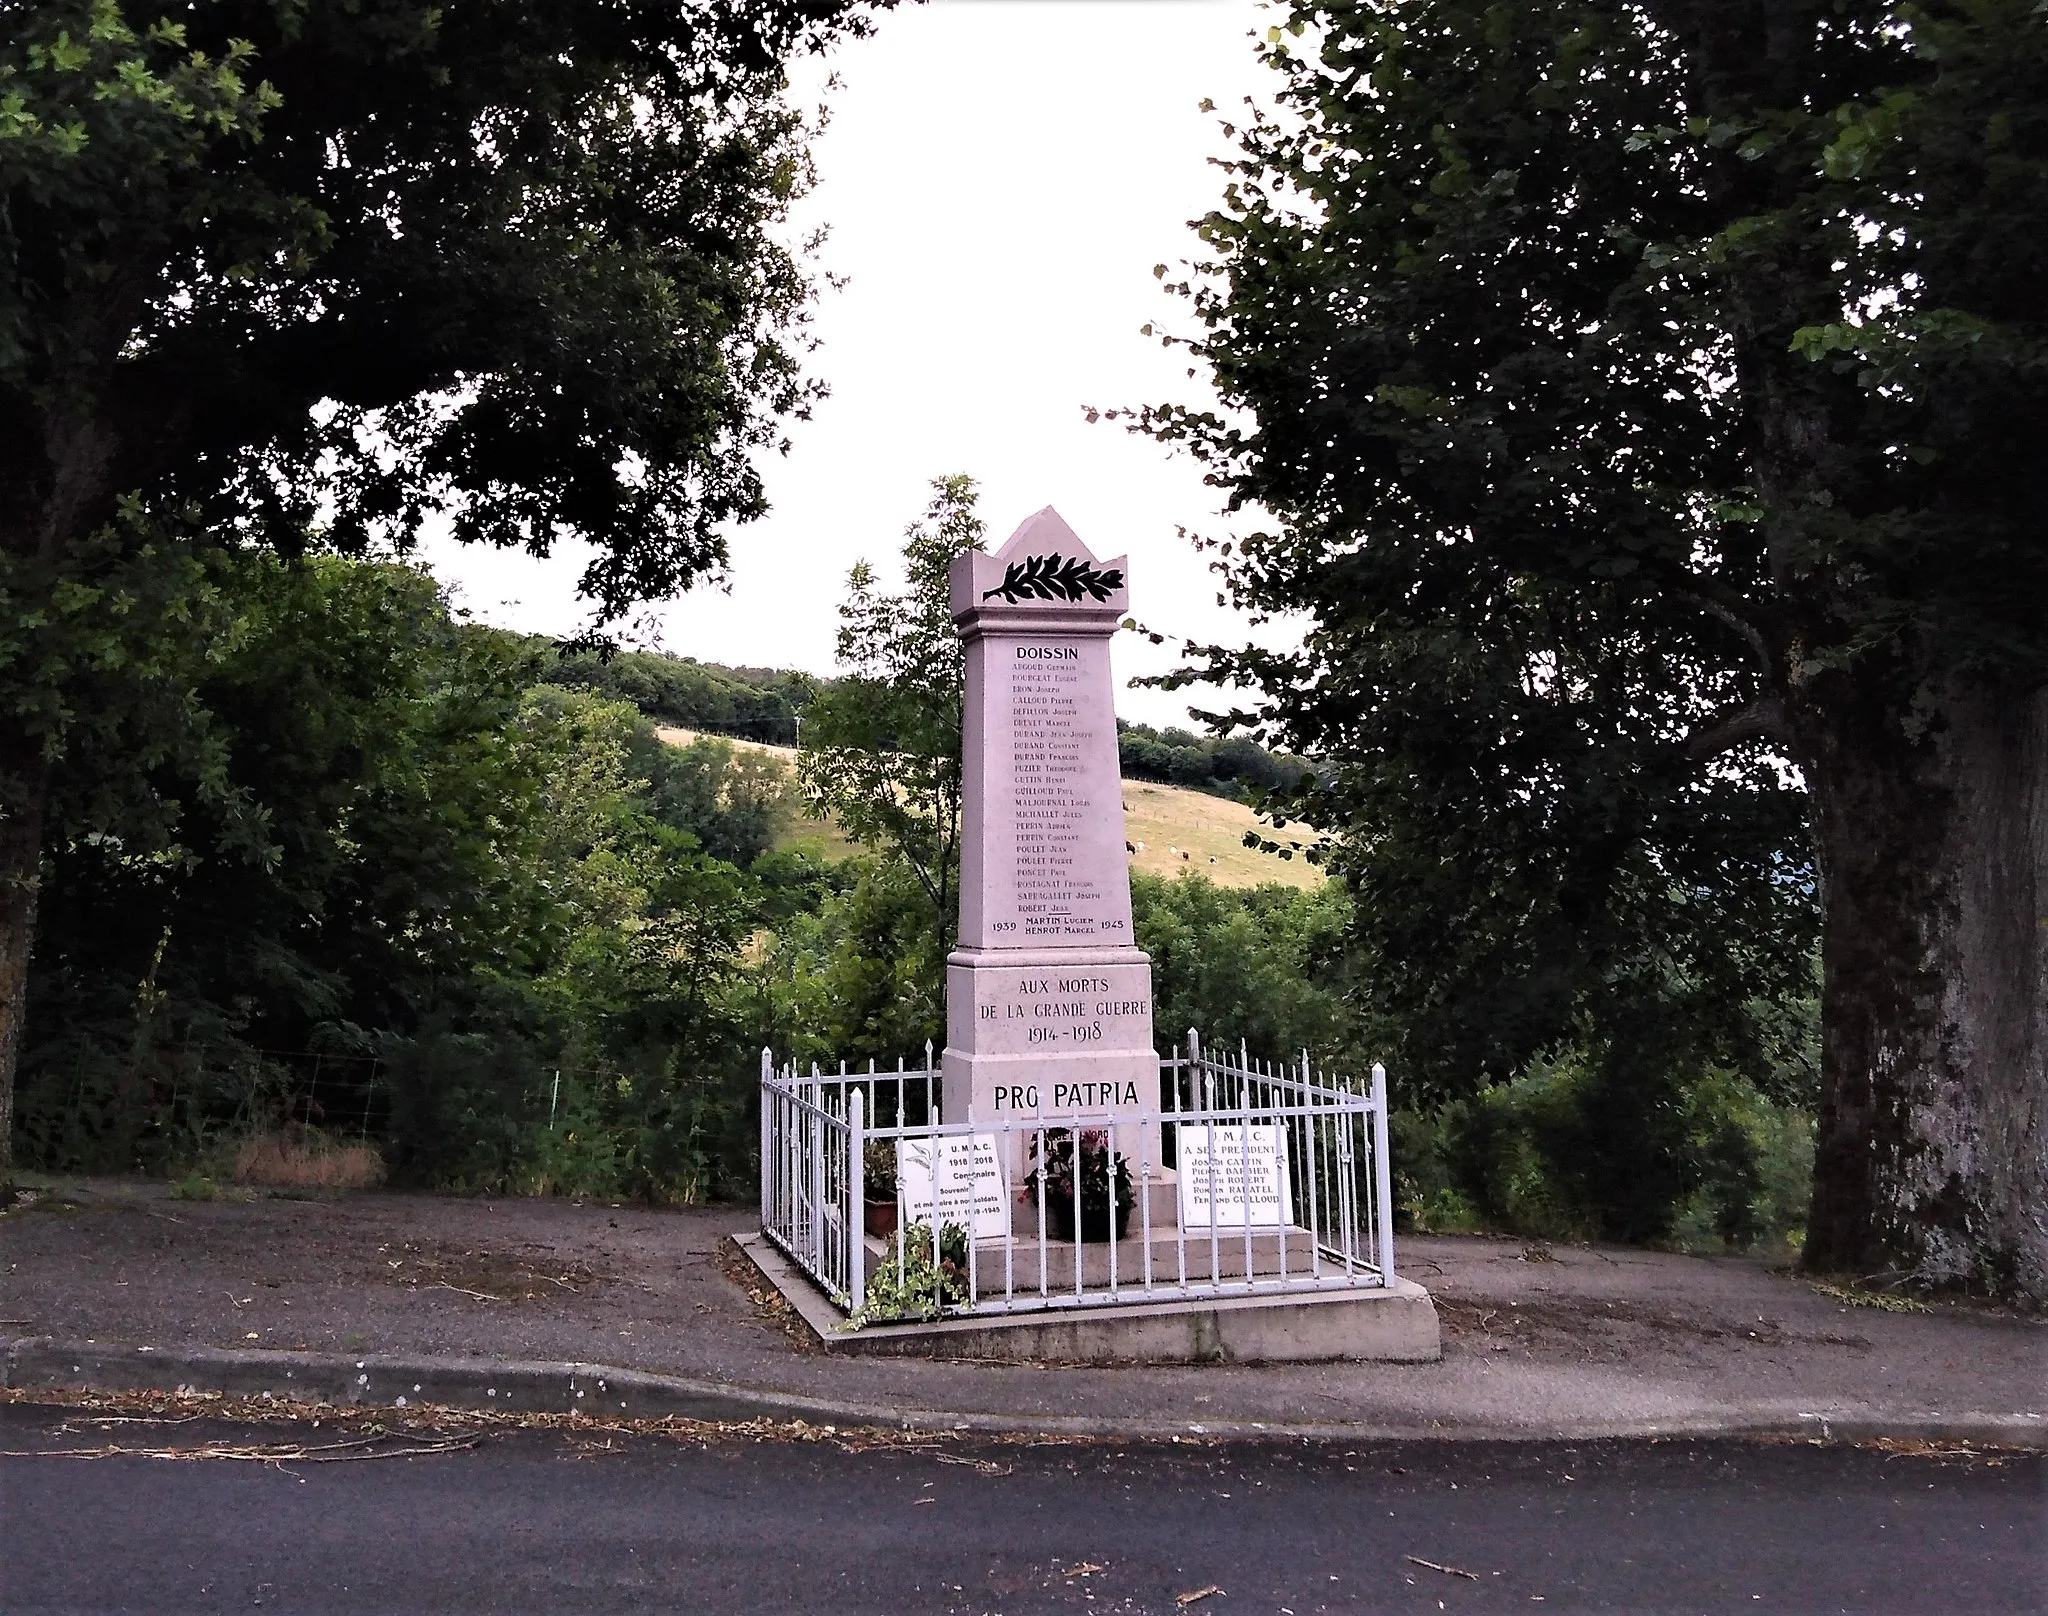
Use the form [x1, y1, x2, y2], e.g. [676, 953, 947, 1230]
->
[847, 1221, 969, 1327]
[1023, 1129, 1135, 1243]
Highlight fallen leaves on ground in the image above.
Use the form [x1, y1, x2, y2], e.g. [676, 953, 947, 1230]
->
[0, 1385, 1112, 1455]
[373, 1241, 614, 1302]
[713, 1236, 817, 1352]
[934, 1452, 1013, 1476]
[4, 1431, 477, 1465]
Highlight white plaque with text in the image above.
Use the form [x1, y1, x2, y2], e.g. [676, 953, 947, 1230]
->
[1177, 1124, 1291, 1229]
[898, 1132, 1010, 1240]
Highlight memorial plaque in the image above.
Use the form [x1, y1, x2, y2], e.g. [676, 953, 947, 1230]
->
[1176, 1124, 1292, 1229]
[898, 1133, 1009, 1240]
[942, 508, 1163, 1178]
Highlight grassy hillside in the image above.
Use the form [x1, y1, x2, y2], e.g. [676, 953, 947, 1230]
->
[657, 727, 1322, 890]
[1121, 781, 1321, 890]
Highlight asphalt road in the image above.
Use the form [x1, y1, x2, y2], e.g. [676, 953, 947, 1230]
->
[0, 1406, 2040, 1614]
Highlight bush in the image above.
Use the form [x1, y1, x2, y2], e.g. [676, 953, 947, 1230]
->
[1394, 1058, 1814, 1251]
[849, 1222, 969, 1325]
[1132, 873, 1368, 1067]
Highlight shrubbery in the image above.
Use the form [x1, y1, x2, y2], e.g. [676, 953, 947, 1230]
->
[13, 558, 796, 1204]
[11, 552, 1820, 1250]
[1117, 722, 1311, 803]
[1393, 1058, 1815, 1255]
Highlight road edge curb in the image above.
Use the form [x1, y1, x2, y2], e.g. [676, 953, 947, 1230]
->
[6, 1335, 2043, 1448]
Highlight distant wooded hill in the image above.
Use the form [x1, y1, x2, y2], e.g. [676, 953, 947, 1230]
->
[1114, 720, 1311, 804]
[537, 646, 818, 745]
[539, 647, 1308, 802]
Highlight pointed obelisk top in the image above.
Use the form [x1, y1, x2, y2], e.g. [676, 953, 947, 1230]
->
[951, 505, 1129, 623]
[995, 505, 1095, 563]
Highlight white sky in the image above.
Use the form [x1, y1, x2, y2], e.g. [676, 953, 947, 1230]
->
[418, 0, 1280, 730]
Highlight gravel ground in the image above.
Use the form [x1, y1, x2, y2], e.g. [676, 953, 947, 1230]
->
[2, 1179, 2041, 1435]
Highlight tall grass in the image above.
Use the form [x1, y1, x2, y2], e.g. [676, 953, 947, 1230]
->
[232, 1127, 387, 1192]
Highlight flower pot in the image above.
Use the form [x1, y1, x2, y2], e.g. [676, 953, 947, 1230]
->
[1047, 1198, 1123, 1244]
[864, 1197, 898, 1239]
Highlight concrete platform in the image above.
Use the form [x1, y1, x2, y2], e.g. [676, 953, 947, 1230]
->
[739, 1231, 1441, 1365]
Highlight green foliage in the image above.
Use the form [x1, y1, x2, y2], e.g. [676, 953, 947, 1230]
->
[1132, 873, 1366, 1067]
[1148, 0, 1832, 1111]
[744, 857, 947, 1072]
[861, 1136, 897, 1197]
[17, 552, 545, 1170]
[1116, 722, 1310, 803]
[799, 475, 982, 935]
[1394, 1058, 1816, 1249]
[13, 555, 773, 1200]
[621, 724, 794, 869]
[0, 0, 886, 1177]
[3, 0, 885, 609]
[540, 649, 818, 745]
[848, 1221, 969, 1326]
[1151, 0, 2048, 1291]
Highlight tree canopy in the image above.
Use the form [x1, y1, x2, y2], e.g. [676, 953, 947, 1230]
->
[1150, 1, 2046, 1288]
[2, 0, 880, 607]
[0, 0, 884, 1173]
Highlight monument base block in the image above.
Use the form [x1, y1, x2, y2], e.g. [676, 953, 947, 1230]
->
[942, 945, 1163, 1175]
[739, 1232, 1440, 1365]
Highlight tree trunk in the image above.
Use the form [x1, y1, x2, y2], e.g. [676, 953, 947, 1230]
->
[0, 730, 49, 1183]
[1803, 676, 2048, 1303]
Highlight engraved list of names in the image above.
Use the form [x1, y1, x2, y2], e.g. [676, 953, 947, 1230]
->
[999, 641, 1128, 944]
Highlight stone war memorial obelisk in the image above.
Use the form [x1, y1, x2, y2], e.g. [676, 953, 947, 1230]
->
[748, 499, 1439, 1362]
[942, 507, 1162, 1181]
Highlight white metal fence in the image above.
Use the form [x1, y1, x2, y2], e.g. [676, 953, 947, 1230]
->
[758, 1033, 1396, 1323]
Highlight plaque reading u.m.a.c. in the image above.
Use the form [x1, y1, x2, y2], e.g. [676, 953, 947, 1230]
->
[941, 508, 1159, 1174]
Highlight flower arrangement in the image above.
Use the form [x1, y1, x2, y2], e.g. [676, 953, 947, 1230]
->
[1022, 1128, 1134, 1243]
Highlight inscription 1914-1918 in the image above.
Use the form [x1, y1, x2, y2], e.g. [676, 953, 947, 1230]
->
[976, 974, 1151, 1052]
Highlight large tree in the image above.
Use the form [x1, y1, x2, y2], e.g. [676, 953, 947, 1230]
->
[0, 0, 883, 1173]
[1151, 2, 2046, 1293]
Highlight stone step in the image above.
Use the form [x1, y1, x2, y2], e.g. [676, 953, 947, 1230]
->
[864, 1225, 1347, 1292]
[1006, 1169, 1180, 1235]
